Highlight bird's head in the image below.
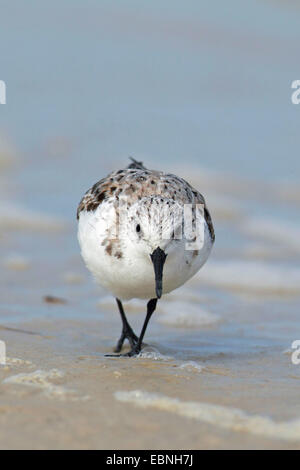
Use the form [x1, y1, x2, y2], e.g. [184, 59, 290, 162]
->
[119, 197, 185, 298]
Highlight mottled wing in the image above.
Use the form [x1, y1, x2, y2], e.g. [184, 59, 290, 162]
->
[77, 164, 215, 243]
[77, 159, 146, 220]
[77, 177, 108, 219]
[162, 173, 215, 243]
[203, 206, 215, 242]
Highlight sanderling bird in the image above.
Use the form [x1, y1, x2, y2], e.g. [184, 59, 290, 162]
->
[77, 158, 215, 357]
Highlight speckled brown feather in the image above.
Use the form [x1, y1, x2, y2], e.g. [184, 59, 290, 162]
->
[77, 161, 215, 242]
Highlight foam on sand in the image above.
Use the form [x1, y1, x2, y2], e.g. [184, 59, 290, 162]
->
[158, 301, 220, 327]
[178, 361, 204, 372]
[3, 369, 89, 401]
[137, 348, 173, 361]
[115, 390, 300, 442]
[199, 260, 300, 295]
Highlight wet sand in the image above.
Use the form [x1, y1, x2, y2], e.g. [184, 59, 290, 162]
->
[1, 137, 300, 449]
[1, 314, 300, 450]
[1, 165, 300, 449]
[1, 0, 300, 450]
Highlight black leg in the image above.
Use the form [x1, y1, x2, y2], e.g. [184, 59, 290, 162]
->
[113, 298, 138, 353]
[133, 298, 157, 354]
[105, 298, 158, 358]
[109, 298, 158, 358]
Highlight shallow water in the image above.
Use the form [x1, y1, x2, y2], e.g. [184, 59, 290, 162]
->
[0, 0, 300, 450]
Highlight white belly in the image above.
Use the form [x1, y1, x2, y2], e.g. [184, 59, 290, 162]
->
[78, 208, 213, 301]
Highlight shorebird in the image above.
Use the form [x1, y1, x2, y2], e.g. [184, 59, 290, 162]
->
[77, 158, 215, 356]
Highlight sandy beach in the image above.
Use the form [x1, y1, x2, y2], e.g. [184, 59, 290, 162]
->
[1, 315, 300, 450]
[1, 0, 300, 450]
[1, 159, 300, 449]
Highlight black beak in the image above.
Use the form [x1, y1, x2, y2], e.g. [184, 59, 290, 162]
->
[150, 247, 167, 299]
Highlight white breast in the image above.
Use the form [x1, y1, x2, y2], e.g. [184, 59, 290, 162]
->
[78, 203, 213, 301]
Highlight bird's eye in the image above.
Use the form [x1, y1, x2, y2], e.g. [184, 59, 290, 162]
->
[136, 224, 141, 233]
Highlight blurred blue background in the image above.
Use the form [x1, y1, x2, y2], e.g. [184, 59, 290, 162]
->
[1, 6, 300, 448]
[0, 0, 299, 219]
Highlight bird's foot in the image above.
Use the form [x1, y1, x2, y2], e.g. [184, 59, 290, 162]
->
[105, 343, 142, 358]
[113, 327, 139, 354]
